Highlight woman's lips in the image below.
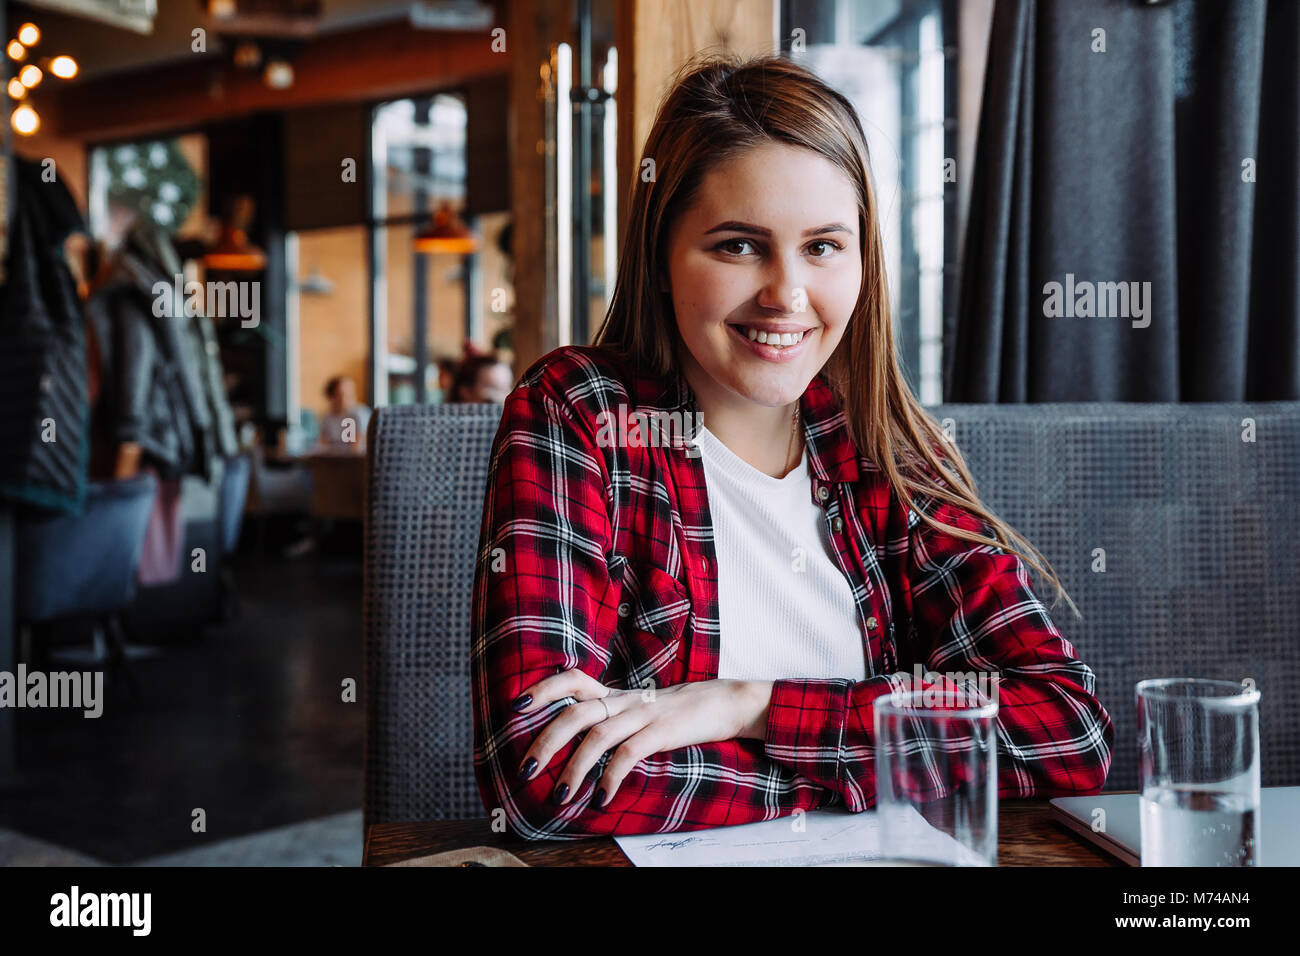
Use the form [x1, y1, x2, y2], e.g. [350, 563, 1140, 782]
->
[728, 323, 815, 363]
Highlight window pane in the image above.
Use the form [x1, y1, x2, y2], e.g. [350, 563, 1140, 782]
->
[377, 222, 466, 405]
[293, 226, 369, 446]
[372, 95, 467, 222]
[782, 0, 952, 405]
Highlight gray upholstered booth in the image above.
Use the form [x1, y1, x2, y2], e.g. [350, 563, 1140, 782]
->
[364, 400, 1300, 826]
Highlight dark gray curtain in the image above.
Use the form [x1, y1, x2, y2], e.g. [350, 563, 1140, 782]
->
[947, 0, 1300, 402]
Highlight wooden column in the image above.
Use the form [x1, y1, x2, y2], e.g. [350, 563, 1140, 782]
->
[507, 0, 776, 373]
[613, 0, 778, 252]
[507, 0, 573, 377]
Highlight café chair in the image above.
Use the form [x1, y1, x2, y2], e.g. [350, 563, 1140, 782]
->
[217, 452, 251, 620]
[245, 442, 312, 559]
[16, 473, 159, 696]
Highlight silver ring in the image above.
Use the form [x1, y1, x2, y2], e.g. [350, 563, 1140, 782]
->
[599, 696, 611, 721]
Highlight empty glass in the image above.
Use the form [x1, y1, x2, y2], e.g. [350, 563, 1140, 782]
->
[1136, 677, 1261, 867]
[873, 688, 999, 866]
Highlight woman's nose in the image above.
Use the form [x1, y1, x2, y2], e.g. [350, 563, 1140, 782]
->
[755, 257, 804, 315]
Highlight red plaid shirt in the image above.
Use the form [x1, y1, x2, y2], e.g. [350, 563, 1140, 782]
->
[471, 345, 1114, 839]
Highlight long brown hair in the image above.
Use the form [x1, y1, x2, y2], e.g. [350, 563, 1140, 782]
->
[593, 53, 1078, 619]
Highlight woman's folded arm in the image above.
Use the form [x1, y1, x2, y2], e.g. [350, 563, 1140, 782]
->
[760, 494, 1115, 811]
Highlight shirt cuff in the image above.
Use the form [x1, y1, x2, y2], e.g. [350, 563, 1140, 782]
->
[762, 676, 899, 797]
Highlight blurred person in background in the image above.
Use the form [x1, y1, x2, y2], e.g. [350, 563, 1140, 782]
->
[447, 353, 513, 404]
[318, 375, 371, 453]
[434, 356, 460, 404]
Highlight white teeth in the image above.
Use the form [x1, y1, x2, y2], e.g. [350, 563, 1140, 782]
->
[742, 327, 805, 348]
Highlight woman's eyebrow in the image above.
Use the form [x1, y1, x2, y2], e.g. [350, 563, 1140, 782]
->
[703, 220, 853, 238]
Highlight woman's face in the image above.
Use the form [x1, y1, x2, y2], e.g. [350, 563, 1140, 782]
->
[664, 141, 862, 411]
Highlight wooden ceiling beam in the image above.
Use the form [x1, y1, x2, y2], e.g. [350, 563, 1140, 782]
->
[50, 20, 509, 141]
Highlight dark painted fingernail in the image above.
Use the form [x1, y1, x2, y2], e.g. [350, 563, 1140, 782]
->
[518, 757, 537, 779]
[595, 788, 607, 807]
[551, 782, 570, 804]
[511, 694, 532, 712]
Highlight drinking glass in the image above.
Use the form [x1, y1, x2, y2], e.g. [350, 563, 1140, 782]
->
[873, 687, 998, 866]
[1136, 677, 1260, 867]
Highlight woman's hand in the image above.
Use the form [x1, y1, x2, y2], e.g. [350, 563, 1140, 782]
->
[510, 670, 774, 808]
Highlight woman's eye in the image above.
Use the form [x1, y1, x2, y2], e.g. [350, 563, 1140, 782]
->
[715, 238, 756, 256]
[806, 240, 842, 258]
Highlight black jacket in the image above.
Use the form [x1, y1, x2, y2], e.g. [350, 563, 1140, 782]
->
[0, 156, 90, 514]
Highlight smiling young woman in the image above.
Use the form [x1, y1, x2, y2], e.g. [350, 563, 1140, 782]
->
[469, 54, 1114, 840]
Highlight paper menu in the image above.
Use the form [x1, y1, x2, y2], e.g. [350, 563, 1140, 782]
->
[613, 805, 986, 867]
[613, 805, 990, 867]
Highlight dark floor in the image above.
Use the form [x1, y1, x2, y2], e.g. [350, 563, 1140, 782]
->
[0, 543, 364, 864]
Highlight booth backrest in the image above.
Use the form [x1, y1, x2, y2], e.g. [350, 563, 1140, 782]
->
[364, 400, 1300, 825]
[364, 403, 503, 827]
[928, 401, 1300, 794]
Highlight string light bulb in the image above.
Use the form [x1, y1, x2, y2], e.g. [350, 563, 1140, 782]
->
[18, 64, 41, 88]
[263, 58, 293, 90]
[17, 23, 40, 46]
[232, 41, 260, 70]
[12, 104, 39, 135]
[7, 78, 25, 99]
[6, 40, 25, 61]
[49, 55, 78, 79]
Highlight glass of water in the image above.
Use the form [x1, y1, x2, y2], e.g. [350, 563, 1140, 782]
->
[873, 687, 999, 866]
[1136, 678, 1261, 867]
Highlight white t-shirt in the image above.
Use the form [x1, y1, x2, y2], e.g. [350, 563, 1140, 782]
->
[694, 424, 867, 682]
[320, 404, 372, 449]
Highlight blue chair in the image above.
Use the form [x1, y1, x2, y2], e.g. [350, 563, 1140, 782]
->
[16, 473, 159, 693]
[219, 454, 252, 557]
[217, 454, 251, 620]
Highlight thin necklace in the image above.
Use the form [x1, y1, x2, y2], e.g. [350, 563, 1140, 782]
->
[784, 403, 801, 475]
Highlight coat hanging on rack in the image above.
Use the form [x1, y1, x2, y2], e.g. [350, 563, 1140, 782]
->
[0, 155, 91, 515]
[86, 220, 239, 483]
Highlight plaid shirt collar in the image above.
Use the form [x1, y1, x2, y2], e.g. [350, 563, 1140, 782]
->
[621, 353, 877, 486]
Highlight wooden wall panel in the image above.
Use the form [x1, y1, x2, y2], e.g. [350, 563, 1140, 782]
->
[506, 0, 572, 376]
[466, 75, 511, 216]
[614, 0, 777, 252]
[284, 102, 369, 232]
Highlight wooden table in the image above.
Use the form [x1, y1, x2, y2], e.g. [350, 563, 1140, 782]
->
[304, 452, 367, 521]
[363, 799, 1123, 867]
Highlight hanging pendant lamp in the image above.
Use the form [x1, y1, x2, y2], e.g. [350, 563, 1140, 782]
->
[414, 201, 479, 254]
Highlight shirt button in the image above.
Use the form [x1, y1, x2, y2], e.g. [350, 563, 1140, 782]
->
[617, 602, 630, 618]
[831, 516, 843, 533]
[866, 616, 879, 630]
[817, 486, 830, 502]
